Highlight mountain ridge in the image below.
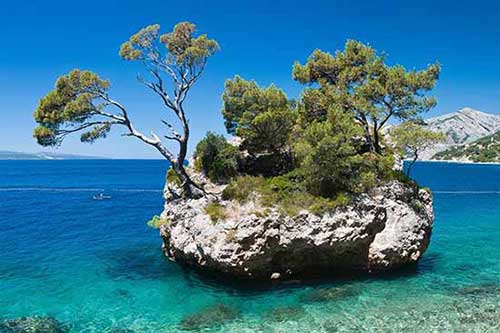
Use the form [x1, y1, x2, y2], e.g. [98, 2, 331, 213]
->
[419, 107, 500, 159]
[424, 107, 500, 144]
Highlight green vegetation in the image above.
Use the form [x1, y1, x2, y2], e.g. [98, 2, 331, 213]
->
[166, 167, 181, 186]
[221, 173, 352, 216]
[293, 40, 440, 154]
[147, 215, 170, 229]
[33, 22, 219, 198]
[221, 76, 295, 154]
[194, 132, 239, 183]
[391, 121, 446, 176]
[293, 108, 395, 196]
[33, 23, 438, 205]
[433, 131, 500, 162]
[202, 40, 439, 215]
[204, 202, 227, 224]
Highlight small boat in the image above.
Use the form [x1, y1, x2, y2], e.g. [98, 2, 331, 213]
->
[92, 193, 112, 200]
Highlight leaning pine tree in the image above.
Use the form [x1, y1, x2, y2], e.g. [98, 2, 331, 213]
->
[33, 22, 219, 198]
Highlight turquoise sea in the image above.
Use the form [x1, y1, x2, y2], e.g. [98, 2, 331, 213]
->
[0, 160, 498, 332]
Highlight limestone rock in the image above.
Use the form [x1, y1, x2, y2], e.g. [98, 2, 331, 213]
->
[159, 180, 433, 280]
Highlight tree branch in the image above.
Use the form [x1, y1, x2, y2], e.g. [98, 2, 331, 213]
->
[58, 121, 119, 136]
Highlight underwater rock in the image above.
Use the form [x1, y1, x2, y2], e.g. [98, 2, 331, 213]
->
[456, 283, 499, 297]
[322, 319, 364, 333]
[263, 305, 305, 322]
[104, 328, 136, 333]
[0, 316, 69, 333]
[161, 179, 434, 280]
[178, 303, 240, 331]
[299, 285, 360, 303]
[114, 288, 132, 298]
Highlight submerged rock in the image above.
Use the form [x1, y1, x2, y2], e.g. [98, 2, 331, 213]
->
[178, 303, 240, 331]
[456, 283, 499, 297]
[263, 305, 305, 322]
[160, 180, 434, 280]
[0, 316, 69, 333]
[104, 328, 136, 333]
[299, 285, 360, 303]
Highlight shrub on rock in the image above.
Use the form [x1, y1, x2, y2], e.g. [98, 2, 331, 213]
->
[194, 132, 239, 183]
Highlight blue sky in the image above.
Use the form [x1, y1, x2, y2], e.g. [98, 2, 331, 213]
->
[1, 0, 500, 158]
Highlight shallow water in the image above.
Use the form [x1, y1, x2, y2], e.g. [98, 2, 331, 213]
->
[0, 160, 498, 332]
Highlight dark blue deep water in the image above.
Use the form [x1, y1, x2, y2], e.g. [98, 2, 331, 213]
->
[0, 160, 499, 332]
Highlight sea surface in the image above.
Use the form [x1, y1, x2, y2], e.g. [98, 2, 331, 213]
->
[0, 160, 498, 332]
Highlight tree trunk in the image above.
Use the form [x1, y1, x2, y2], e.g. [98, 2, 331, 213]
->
[406, 151, 418, 178]
[171, 162, 203, 199]
[373, 121, 382, 154]
[363, 122, 376, 153]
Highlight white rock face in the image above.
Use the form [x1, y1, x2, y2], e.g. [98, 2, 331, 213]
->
[421, 107, 500, 159]
[160, 181, 433, 280]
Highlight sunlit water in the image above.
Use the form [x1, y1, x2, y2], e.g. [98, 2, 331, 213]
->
[0, 160, 498, 332]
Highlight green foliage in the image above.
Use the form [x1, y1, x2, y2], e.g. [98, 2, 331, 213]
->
[191, 39, 441, 213]
[194, 132, 239, 183]
[222, 174, 351, 216]
[390, 121, 446, 177]
[297, 88, 332, 125]
[221, 76, 295, 154]
[33, 21, 219, 202]
[384, 169, 416, 187]
[204, 202, 227, 224]
[221, 175, 266, 202]
[120, 22, 219, 67]
[433, 131, 500, 163]
[391, 121, 445, 176]
[391, 121, 445, 157]
[293, 40, 440, 152]
[166, 167, 181, 186]
[293, 108, 368, 196]
[147, 215, 170, 228]
[33, 69, 112, 146]
[80, 123, 112, 143]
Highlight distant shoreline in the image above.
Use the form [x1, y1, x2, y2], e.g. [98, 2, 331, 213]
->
[1, 158, 499, 165]
[0, 157, 110, 160]
[410, 159, 500, 166]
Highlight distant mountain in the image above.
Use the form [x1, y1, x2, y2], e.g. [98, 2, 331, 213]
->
[425, 108, 500, 144]
[432, 130, 500, 163]
[419, 108, 500, 160]
[0, 151, 106, 160]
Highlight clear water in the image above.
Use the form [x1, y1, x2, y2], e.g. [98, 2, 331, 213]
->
[0, 160, 498, 332]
